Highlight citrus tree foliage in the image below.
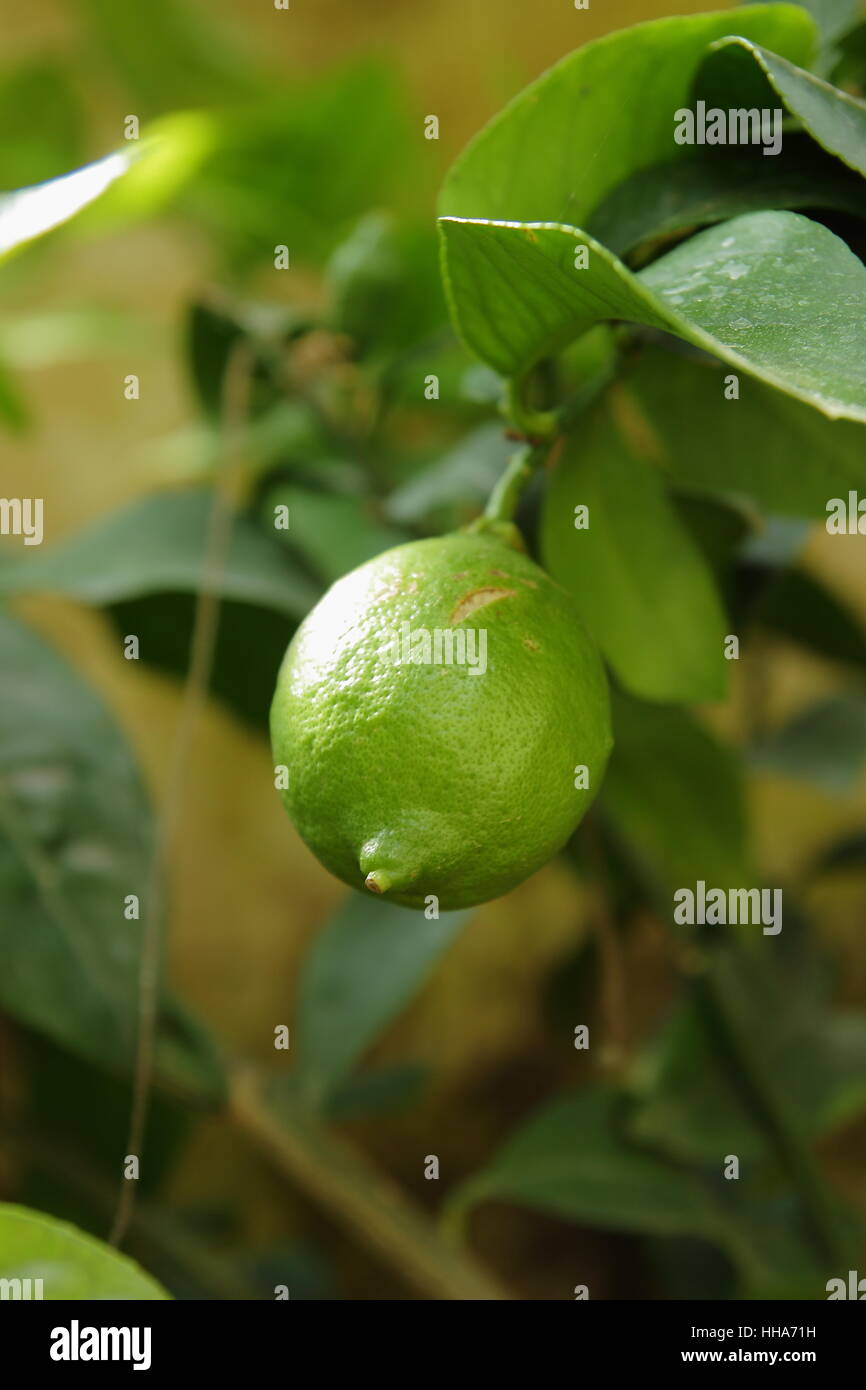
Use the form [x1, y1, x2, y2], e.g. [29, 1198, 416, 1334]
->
[1, 1, 866, 1299]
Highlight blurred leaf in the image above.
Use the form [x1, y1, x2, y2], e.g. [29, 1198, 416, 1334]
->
[0, 490, 319, 618]
[630, 977, 866, 1164]
[0, 149, 133, 261]
[295, 895, 470, 1107]
[812, 826, 866, 872]
[448, 1085, 732, 1244]
[186, 298, 311, 423]
[438, 6, 815, 230]
[108, 592, 299, 732]
[189, 62, 415, 271]
[615, 343, 866, 518]
[750, 694, 866, 793]
[262, 486, 404, 585]
[327, 215, 446, 356]
[439, 211, 866, 422]
[600, 691, 748, 896]
[0, 307, 149, 368]
[79, 0, 258, 115]
[0, 61, 83, 189]
[0, 612, 223, 1097]
[385, 424, 514, 527]
[326, 1062, 429, 1121]
[0, 358, 30, 431]
[787, 0, 865, 46]
[0, 1203, 169, 1299]
[752, 567, 866, 668]
[672, 492, 754, 579]
[542, 407, 727, 702]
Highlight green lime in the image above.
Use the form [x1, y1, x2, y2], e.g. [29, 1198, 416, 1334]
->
[270, 526, 612, 910]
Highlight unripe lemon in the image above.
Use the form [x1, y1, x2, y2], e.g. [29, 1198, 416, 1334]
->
[270, 526, 612, 910]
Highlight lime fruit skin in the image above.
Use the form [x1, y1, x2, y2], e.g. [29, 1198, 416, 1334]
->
[270, 529, 612, 910]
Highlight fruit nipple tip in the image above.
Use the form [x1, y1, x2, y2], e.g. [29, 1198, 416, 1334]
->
[364, 869, 392, 895]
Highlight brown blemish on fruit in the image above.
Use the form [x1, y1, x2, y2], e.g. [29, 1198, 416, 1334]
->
[523, 637, 540, 651]
[450, 586, 516, 625]
[451, 571, 470, 580]
[489, 568, 510, 578]
[520, 578, 539, 589]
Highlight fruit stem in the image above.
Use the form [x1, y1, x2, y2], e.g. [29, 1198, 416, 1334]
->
[482, 443, 545, 525]
[502, 376, 561, 442]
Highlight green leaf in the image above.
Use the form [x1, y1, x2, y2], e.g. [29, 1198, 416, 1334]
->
[295, 895, 470, 1107]
[262, 486, 406, 585]
[542, 405, 727, 702]
[790, 0, 865, 46]
[0, 612, 223, 1097]
[0, 61, 83, 189]
[326, 214, 447, 356]
[190, 61, 414, 271]
[0, 1203, 169, 1299]
[438, 6, 816, 230]
[79, 0, 258, 115]
[0, 308, 148, 369]
[384, 424, 513, 527]
[697, 34, 866, 178]
[587, 140, 866, 259]
[439, 211, 866, 421]
[448, 1085, 730, 1244]
[0, 358, 30, 432]
[0, 150, 134, 261]
[0, 490, 319, 618]
[744, 564, 866, 670]
[611, 343, 866, 517]
[750, 694, 866, 792]
[600, 691, 748, 897]
[631, 979, 866, 1165]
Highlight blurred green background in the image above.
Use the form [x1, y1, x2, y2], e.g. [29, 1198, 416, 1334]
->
[1, 0, 865, 1301]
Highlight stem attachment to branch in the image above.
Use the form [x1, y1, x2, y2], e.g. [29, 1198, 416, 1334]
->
[481, 443, 544, 526]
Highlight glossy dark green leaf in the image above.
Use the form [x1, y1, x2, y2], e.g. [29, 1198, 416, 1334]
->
[0, 612, 223, 1097]
[438, 6, 816, 230]
[696, 34, 866, 178]
[542, 406, 727, 702]
[0, 1203, 169, 1299]
[612, 343, 866, 517]
[600, 692, 748, 896]
[295, 895, 470, 1107]
[587, 140, 866, 259]
[440, 211, 866, 420]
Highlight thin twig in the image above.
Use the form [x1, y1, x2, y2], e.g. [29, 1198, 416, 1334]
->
[229, 1068, 512, 1301]
[110, 342, 253, 1246]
